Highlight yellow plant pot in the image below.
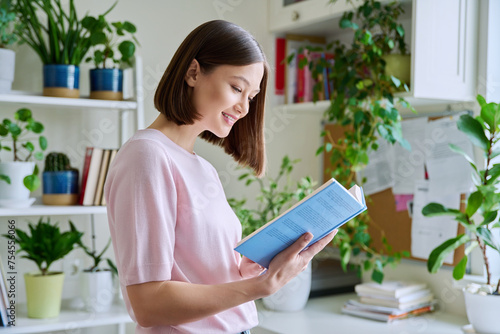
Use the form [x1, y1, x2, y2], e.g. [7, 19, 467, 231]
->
[24, 272, 64, 318]
[382, 54, 411, 86]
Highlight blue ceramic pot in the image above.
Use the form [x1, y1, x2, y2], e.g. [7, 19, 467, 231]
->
[90, 68, 123, 92]
[42, 171, 79, 194]
[43, 65, 80, 89]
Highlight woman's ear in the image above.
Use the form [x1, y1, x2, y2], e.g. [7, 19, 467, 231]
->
[185, 59, 200, 87]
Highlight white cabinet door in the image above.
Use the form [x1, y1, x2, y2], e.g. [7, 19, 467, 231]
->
[412, 0, 478, 101]
[268, 0, 350, 33]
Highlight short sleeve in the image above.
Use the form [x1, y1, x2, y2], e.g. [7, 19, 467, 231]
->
[104, 139, 177, 286]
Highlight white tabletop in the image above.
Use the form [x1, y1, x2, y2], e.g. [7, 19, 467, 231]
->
[255, 293, 468, 334]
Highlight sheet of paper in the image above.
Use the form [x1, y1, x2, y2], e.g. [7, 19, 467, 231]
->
[411, 180, 460, 264]
[392, 117, 428, 194]
[356, 138, 395, 195]
[425, 115, 475, 195]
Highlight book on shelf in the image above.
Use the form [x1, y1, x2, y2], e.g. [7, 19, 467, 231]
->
[354, 281, 428, 299]
[80, 147, 118, 206]
[341, 299, 436, 323]
[357, 288, 433, 304]
[234, 177, 367, 268]
[93, 149, 111, 205]
[0, 257, 10, 327]
[101, 148, 118, 206]
[360, 292, 434, 310]
[283, 34, 335, 105]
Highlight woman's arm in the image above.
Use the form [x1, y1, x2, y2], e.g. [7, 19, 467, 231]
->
[127, 230, 337, 327]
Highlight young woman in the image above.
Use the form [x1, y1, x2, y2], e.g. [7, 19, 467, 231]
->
[104, 20, 337, 334]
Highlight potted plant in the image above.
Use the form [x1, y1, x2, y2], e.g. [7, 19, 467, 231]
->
[13, 0, 115, 98]
[421, 94, 500, 334]
[292, 0, 413, 283]
[76, 236, 118, 312]
[42, 152, 79, 205]
[0, 0, 18, 93]
[228, 155, 317, 311]
[0, 108, 47, 207]
[2, 218, 83, 318]
[82, 5, 139, 101]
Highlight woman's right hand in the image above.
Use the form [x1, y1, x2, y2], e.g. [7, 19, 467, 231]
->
[261, 229, 338, 296]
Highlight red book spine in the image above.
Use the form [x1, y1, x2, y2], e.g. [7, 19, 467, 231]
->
[78, 147, 93, 205]
[275, 38, 286, 95]
[296, 53, 306, 103]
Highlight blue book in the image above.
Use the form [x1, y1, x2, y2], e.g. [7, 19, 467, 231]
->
[234, 178, 367, 268]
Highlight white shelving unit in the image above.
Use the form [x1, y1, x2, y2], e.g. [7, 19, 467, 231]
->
[0, 304, 132, 334]
[0, 57, 144, 333]
[0, 205, 107, 217]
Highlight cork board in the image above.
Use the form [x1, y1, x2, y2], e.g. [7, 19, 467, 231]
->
[322, 120, 465, 266]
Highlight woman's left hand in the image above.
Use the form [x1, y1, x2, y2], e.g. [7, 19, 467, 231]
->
[239, 256, 266, 279]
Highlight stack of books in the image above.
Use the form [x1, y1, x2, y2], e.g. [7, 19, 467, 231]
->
[79, 147, 119, 206]
[341, 281, 437, 323]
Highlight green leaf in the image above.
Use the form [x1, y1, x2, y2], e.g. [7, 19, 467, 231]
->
[90, 32, 107, 46]
[39, 136, 48, 150]
[34, 152, 44, 161]
[427, 234, 469, 273]
[476, 227, 499, 251]
[371, 269, 384, 283]
[325, 142, 333, 152]
[31, 122, 44, 133]
[422, 203, 460, 217]
[121, 21, 136, 33]
[23, 174, 40, 192]
[390, 75, 401, 88]
[481, 211, 498, 226]
[453, 255, 467, 280]
[466, 191, 483, 217]
[487, 163, 500, 185]
[0, 174, 11, 184]
[15, 108, 32, 122]
[457, 114, 489, 151]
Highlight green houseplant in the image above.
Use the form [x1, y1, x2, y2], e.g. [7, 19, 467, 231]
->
[292, 0, 413, 283]
[2, 218, 83, 318]
[76, 236, 118, 312]
[82, 3, 139, 100]
[228, 155, 317, 311]
[42, 152, 79, 205]
[13, 0, 94, 97]
[0, 108, 47, 207]
[421, 94, 500, 333]
[0, 0, 19, 92]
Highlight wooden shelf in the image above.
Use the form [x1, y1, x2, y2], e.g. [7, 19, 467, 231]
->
[0, 91, 137, 110]
[0, 303, 132, 333]
[0, 205, 107, 217]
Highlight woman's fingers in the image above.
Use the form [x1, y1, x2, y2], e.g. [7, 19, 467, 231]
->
[300, 229, 338, 258]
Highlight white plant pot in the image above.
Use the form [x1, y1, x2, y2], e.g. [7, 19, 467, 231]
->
[0, 162, 35, 205]
[464, 288, 500, 334]
[0, 48, 15, 93]
[262, 262, 312, 312]
[80, 270, 114, 312]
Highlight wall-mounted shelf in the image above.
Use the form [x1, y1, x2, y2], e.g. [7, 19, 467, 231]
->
[0, 205, 107, 217]
[0, 303, 132, 334]
[0, 91, 137, 111]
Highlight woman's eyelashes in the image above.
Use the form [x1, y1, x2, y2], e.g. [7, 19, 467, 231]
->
[231, 85, 255, 103]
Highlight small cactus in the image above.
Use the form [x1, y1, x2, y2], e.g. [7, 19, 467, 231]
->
[44, 152, 77, 172]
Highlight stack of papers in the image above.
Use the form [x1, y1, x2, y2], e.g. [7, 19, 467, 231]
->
[341, 281, 437, 322]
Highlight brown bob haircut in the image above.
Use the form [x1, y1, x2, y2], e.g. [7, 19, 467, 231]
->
[154, 20, 269, 177]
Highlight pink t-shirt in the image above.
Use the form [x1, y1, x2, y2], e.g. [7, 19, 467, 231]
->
[104, 128, 258, 334]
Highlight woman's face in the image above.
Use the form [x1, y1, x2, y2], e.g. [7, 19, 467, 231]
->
[188, 62, 264, 138]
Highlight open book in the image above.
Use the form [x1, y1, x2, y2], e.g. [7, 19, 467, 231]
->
[234, 178, 367, 268]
